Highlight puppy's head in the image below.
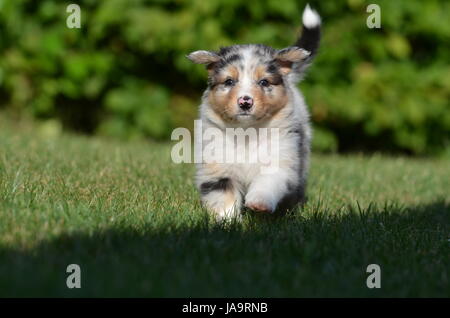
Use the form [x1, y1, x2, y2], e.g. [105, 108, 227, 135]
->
[187, 45, 310, 124]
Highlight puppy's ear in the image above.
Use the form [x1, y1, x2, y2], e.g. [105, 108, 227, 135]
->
[274, 47, 310, 75]
[187, 50, 221, 66]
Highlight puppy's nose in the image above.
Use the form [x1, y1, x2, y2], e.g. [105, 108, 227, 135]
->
[238, 95, 254, 110]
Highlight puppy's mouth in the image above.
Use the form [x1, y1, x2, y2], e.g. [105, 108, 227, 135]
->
[235, 112, 254, 121]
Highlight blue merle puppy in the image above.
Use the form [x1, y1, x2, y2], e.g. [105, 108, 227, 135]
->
[187, 4, 321, 220]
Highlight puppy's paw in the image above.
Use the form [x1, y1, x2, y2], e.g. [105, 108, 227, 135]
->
[244, 192, 276, 213]
[214, 210, 242, 223]
[202, 198, 242, 222]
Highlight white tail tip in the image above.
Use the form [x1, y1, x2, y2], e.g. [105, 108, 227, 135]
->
[302, 4, 321, 28]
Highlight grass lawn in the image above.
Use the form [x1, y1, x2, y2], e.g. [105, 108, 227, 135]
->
[0, 118, 448, 297]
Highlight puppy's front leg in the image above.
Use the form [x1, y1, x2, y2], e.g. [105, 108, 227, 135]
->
[245, 171, 294, 213]
[199, 178, 242, 221]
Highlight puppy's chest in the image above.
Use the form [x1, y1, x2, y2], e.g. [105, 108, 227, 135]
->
[216, 129, 299, 182]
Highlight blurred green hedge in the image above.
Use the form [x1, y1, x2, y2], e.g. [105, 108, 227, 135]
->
[0, 0, 449, 154]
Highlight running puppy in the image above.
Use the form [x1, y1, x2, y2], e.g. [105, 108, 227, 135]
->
[187, 5, 321, 220]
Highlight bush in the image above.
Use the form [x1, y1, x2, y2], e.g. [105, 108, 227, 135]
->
[0, 0, 448, 154]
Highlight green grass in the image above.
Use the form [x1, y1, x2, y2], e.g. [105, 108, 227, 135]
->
[0, 118, 448, 297]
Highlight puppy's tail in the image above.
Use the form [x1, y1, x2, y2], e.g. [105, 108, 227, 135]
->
[295, 4, 321, 61]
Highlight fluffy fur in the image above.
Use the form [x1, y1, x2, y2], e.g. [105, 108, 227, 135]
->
[187, 5, 321, 220]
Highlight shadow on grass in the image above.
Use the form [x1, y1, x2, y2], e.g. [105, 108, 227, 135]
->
[0, 200, 448, 297]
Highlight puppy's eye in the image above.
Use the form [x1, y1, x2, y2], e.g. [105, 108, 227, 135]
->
[258, 79, 270, 87]
[224, 79, 235, 86]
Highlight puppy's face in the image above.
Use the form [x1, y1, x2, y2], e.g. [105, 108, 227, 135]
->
[188, 45, 309, 124]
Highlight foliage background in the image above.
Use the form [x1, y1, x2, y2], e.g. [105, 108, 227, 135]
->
[0, 0, 448, 154]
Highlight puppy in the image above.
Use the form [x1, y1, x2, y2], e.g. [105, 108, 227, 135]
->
[187, 5, 321, 220]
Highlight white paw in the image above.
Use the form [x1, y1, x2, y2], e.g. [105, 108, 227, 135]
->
[244, 191, 277, 213]
[215, 208, 242, 222]
[204, 200, 242, 222]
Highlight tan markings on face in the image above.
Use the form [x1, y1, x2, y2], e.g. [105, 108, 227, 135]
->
[208, 65, 240, 121]
[208, 63, 289, 122]
[250, 65, 288, 120]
